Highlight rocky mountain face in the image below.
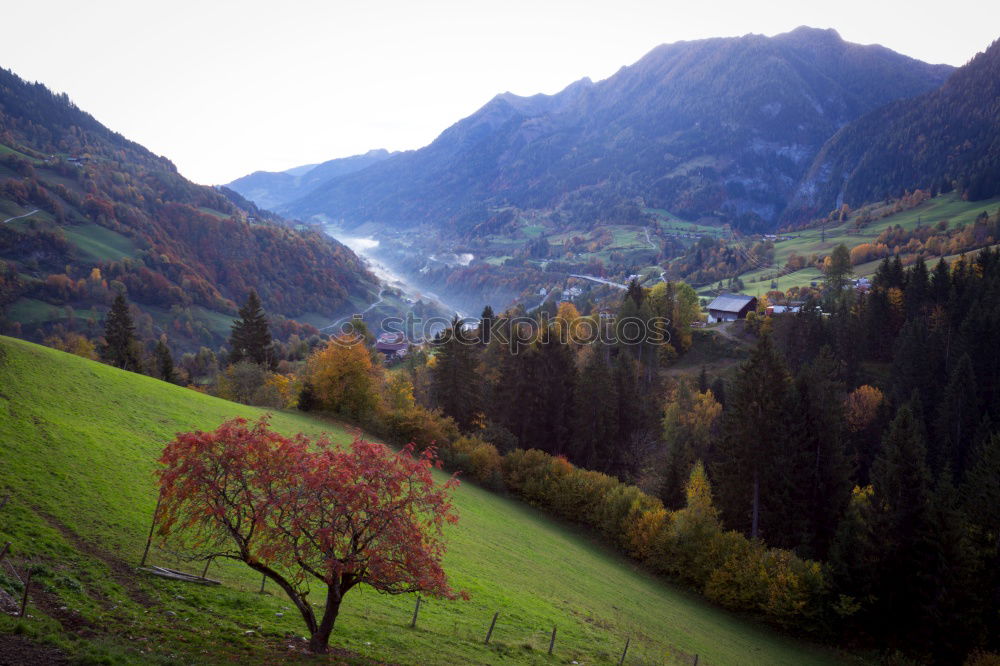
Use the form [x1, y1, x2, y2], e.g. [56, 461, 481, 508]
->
[269, 27, 952, 234]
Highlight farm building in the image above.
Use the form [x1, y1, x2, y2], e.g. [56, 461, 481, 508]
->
[707, 293, 757, 322]
[375, 332, 409, 361]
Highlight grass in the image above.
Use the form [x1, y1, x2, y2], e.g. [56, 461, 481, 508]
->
[0, 336, 849, 664]
[732, 193, 1000, 295]
[4, 298, 66, 326]
[59, 223, 138, 263]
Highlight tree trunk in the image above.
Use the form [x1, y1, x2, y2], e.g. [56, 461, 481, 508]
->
[751, 469, 760, 540]
[308, 588, 342, 654]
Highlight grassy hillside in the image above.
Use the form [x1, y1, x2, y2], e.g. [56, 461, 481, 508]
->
[0, 336, 848, 665]
[736, 192, 1000, 295]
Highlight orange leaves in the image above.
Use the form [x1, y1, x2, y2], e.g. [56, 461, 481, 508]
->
[156, 416, 463, 601]
[844, 385, 884, 432]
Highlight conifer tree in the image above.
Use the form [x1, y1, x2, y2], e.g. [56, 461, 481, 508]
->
[713, 335, 794, 540]
[229, 290, 273, 368]
[154, 338, 176, 383]
[101, 291, 140, 371]
[933, 353, 979, 480]
[866, 404, 936, 646]
[571, 344, 618, 469]
[788, 348, 852, 557]
[429, 317, 481, 428]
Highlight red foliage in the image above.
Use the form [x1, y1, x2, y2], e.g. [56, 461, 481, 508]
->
[155, 416, 464, 653]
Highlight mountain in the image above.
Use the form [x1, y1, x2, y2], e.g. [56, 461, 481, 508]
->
[786, 37, 1000, 221]
[278, 27, 952, 234]
[0, 66, 375, 350]
[226, 149, 393, 212]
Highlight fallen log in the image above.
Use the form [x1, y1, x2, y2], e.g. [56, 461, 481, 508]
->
[140, 566, 221, 586]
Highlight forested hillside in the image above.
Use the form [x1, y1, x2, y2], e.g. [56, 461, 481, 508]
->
[279, 27, 951, 234]
[788, 37, 1000, 221]
[0, 67, 375, 351]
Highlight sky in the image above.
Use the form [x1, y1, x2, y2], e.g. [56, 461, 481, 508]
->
[1, 1, 997, 185]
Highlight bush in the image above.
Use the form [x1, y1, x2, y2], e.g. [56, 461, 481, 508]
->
[443, 436, 503, 488]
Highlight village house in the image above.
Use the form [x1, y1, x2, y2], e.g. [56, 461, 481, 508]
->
[707, 293, 757, 323]
[375, 332, 408, 361]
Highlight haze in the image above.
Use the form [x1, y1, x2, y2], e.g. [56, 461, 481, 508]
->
[2, 0, 996, 185]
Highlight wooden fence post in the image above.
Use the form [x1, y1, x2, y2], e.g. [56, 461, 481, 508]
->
[618, 636, 630, 666]
[0, 542, 10, 563]
[139, 492, 162, 568]
[200, 555, 214, 580]
[410, 596, 421, 628]
[548, 626, 557, 655]
[484, 611, 499, 644]
[18, 569, 32, 617]
[259, 573, 267, 594]
[693, 655, 699, 666]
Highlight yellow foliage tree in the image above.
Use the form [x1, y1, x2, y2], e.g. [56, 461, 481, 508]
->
[306, 335, 383, 420]
[844, 385, 884, 432]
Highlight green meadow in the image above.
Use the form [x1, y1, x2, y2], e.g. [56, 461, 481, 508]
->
[0, 336, 849, 664]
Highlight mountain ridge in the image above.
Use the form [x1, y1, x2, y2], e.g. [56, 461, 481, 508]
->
[262, 27, 952, 235]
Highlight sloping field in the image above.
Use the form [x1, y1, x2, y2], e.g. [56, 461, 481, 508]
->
[0, 336, 847, 664]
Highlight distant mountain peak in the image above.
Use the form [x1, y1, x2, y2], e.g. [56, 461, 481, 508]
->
[258, 30, 958, 234]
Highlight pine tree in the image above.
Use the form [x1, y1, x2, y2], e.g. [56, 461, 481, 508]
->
[101, 291, 140, 371]
[789, 348, 852, 557]
[713, 335, 794, 540]
[429, 317, 481, 428]
[933, 353, 979, 480]
[229, 291, 273, 368]
[479, 304, 495, 345]
[867, 404, 936, 648]
[154, 338, 176, 383]
[571, 344, 618, 469]
[534, 328, 576, 456]
[961, 434, 1000, 649]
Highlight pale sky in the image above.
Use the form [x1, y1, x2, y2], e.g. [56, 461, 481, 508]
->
[2, 1, 996, 185]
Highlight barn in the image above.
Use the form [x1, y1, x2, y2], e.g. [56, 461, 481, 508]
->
[707, 293, 757, 323]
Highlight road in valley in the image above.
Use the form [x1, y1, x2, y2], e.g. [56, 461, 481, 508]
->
[1, 209, 40, 224]
[569, 274, 628, 290]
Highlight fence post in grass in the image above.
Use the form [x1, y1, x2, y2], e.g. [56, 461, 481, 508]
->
[200, 555, 214, 580]
[693, 655, 699, 666]
[0, 542, 10, 563]
[410, 596, 421, 628]
[618, 636, 630, 666]
[18, 569, 32, 617]
[548, 626, 557, 655]
[139, 492, 163, 568]
[259, 573, 267, 594]
[484, 611, 499, 644]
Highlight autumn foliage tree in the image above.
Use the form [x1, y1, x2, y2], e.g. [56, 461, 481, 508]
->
[155, 417, 464, 653]
[306, 335, 383, 421]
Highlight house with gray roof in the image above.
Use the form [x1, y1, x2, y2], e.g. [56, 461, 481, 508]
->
[707, 293, 757, 323]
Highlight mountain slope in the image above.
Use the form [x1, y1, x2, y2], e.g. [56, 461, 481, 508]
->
[0, 335, 846, 664]
[0, 67, 376, 350]
[282, 27, 952, 234]
[787, 37, 1000, 221]
[226, 148, 393, 211]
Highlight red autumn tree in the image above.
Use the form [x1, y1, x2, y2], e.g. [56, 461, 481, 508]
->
[155, 417, 464, 653]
